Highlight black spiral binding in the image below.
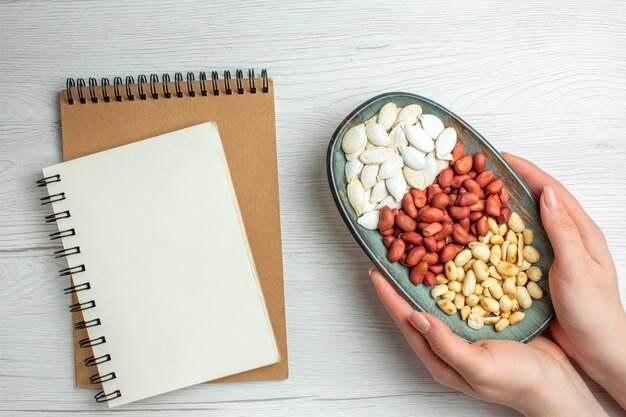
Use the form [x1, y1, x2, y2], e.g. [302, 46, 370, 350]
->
[37, 175, 121, 404]
[64, 69, 268, 104]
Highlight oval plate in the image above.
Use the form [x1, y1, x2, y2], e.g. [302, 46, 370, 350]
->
[327, 92, 554, 342]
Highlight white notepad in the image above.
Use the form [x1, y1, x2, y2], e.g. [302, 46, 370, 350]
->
[41, 122, 279, 407]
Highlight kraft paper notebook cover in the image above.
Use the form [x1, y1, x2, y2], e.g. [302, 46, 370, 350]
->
[40, 122, 279, 406]
[59, 69, 287, 388]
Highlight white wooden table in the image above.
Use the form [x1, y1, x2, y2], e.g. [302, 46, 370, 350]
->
[1, 1, 625, 416]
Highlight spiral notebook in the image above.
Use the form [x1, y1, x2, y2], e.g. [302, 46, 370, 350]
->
[40, 122, 279, 406]
[53, 70, 287, 398]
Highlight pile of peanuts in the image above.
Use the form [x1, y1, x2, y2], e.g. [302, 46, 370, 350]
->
[377, 143, 545, 331]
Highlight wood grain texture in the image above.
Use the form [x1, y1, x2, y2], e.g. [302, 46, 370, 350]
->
[0, 0, 625, 416]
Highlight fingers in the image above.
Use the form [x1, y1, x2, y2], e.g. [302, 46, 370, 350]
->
[503, 152, 609, 265]
[370, 269, 475, 394]
[540, 185, 590, 268]
[407, 311, 488, 378]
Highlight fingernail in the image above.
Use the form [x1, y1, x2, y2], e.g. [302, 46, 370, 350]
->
[368, 267, 376, 277]
[408, 311, 431, 334]
[543, 185, 561, 209]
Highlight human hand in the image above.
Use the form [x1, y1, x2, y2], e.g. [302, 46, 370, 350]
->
[503, 153, 626, 408]
[370, 269, 608, 417]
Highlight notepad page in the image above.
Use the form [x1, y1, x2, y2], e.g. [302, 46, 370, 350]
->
[42, 122, 279, 407]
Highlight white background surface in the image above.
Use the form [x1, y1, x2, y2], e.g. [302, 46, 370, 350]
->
[1, 1, 625, 416]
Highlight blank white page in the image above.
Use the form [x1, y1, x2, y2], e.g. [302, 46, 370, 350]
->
[42, 122, 279, 407]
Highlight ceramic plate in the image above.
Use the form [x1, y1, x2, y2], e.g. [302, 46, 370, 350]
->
[327, 92, 554, 342]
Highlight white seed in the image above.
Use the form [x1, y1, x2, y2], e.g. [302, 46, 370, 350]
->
[509, 311, 526, 325]
[490, 245, 502, 265]
[516, 286, 533, 309]
[465, 294, 479, 307]
[448, 280, 462, 293]
[399, 146, 426, 170]
[359, 147, 395, 164]
[527, 266, 543, 282]
[386, 171, 407, 201]
[503, 278, 517, 298]
[437, 299, 457, 315]
[522, 246, 540, 263]
[431, 284, 449, 298]
[346, 147, 364, 162]
[472, 260, 490, 281]
[444, 261, 457, 281]
[378, 155, 404, 180]
[516, 271, 528, 286]
[462, 270, 476, 296]
[370, 180, 389, 203]
[342, 124, 367, 154]
[470, 242, 490, 262]
[347, 178, 366, 216]
[388, 125, 409, 152]
[435, 127, 457, 158]
[423, 152, 437, 185]
[356, 210, 380, 229]
[454, 249, 472, 267]
[403, 125, 435, 152]
[377, 102, 397, 131]
[419, 114, 445, 138]
[438, 152, 454, 161]
[496, 261, 520, 277]
[345, 159, 363, 182]
[402, 166, 427, 190]
[527, 281, 544, 299]
[523, 229, 535, 245]
[395, 104, 422, 126]
[434, 158, 449, 176]
[365, 121, 389, 147]
[495, 318, 510, 332]
[362, 191, 376, 213]
[360, 165, 379, 190]
[468, 313, 484, 329]
[460, 305, 471, 320]
[508, 212, 525, 233]
[499, 295, 513, 313]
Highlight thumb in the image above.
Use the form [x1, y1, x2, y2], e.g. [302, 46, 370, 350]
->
[540, 184, 587, 266]
[408, 311, 483, 377]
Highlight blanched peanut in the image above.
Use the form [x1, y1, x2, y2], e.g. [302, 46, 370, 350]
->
[442, 290, 456, 301]
[520, 260, 532, 271]
[516, 271, 528, 286]
[508, 212, 525, 232]
[526, 281, 544, 299]
[510, 299, 520, 312]
[472, 259, 489, 281]
[462, 270, 476, 296]
[500, 311, 510, 319]
[468, 313, 484, 329]
[505, 230, 518, 244]
[460, 305, 471, 320]
[499, 295, 513, 312]
[445, 261, 457, 281]
[481, 297, 500, 314]
[522, 246, 540, 263]
[496, 261, 519, 276]
[506, 244, 518, 263]
[463, 258, 475, 272]
[431, 284, 448, 297]
[489, 283, 504, 300]
[522, 228, 534, 245]
[516, 286, 533, 309]
[483, 287, 490, 297]
[473, 283, 483, 295]
[471, 305, 489, 318]
[490, 245, 501, 265]
[503, 278, 517, 298]
[482, 277, 497, 288]
[484, 316, 499, 325]
[501, 240, 510, 263]
[437, 299, 457, 315]
[456, 267, 465, 281]
[509, 311, 526, 325]
[490, 234, 504, 245]
[469, 242, 490, 262]
[488, 217, 499, 235]
[437, 273, 449, 284]
[454, 293, 465, 310]
[489, 265, 502, 279]
[495, 318, 510, 332]
[448, 280, 461, 293]
[498, 223, 507, 236]
[465, 294, 479, 307]
[527, 266, 542, 282]
[454, 249, 472, 267]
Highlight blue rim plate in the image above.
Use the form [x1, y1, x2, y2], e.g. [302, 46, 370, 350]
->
[327, 92, 554, 342]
